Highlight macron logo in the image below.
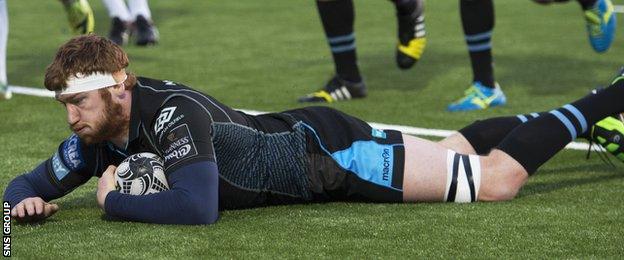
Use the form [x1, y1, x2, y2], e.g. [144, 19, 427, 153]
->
[154, 107, 177, 135]
[382, 148, 391, 181]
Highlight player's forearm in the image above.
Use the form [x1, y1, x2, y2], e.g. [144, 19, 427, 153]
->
[3, 162, 64, 207]
[4, 175, 38, 207]
[104, 161, 219, 225]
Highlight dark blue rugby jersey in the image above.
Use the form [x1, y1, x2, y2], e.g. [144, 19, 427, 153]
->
[43, 76, 313, 209]
[6, 77, 407, 216]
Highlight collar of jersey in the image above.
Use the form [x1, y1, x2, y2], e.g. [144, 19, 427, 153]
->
[126, 82, 142, 148]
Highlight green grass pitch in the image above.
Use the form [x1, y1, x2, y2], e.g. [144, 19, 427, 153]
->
[1, 0, 623, 258]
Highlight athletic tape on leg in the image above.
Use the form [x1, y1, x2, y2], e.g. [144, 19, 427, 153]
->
[444, 150, 481, 203]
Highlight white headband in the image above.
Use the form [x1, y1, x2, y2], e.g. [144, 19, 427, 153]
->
[57, 72, 126, 96]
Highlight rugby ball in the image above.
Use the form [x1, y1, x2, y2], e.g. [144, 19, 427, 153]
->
[115, 152, 170, 195]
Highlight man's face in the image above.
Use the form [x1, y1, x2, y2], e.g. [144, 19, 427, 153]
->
[57, 89, 128, 145]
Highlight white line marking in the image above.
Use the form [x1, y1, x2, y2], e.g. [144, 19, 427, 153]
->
[9, 86, 596, 151]
[9, 85, 55, 98]
[616, 5, 624, 13]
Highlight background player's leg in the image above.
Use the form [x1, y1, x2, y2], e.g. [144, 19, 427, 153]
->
[448, 0, 505, 112]
[102, 0, 131, 21]
[298, 0, 367, 103]
[128, 0, 158, 46]
[0, 0, 9, 100]
[101, 0, 131, 45]
[576, 0, 597, 9]
[60, 0, 95, 35]
[127, 0, 151, 19]
[461, 0, 494, 89]
[392, 0, 426, 69]
[316, 0, 360, 83]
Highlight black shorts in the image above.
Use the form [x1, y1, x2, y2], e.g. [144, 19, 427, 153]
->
[284, 106, 405, 203]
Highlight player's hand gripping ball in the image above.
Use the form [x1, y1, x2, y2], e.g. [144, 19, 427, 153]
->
[115, 152, 170, 195]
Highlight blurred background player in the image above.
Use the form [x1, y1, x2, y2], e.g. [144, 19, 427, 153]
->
[0, 0, 8, 100]
[0, 0, 95, 100]
[447, 0, 616, 112]
[102, 0, 158, 46]
[298, 0, 426, 103]
[61, 0, 95, 34]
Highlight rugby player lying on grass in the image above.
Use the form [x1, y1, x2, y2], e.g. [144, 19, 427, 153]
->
[4, 35, 624, 225]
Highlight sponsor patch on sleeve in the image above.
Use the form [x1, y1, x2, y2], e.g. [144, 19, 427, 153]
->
[51, 151, 70, 181]
[60, 134, 85, 171]
[162, 123, 198, 167]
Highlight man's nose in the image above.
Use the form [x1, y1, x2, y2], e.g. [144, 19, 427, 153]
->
[66, 104, 80, 125]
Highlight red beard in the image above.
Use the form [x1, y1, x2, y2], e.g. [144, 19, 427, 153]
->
[73, 90, 129, 145]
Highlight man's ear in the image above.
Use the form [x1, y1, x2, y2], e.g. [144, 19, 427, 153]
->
[110, 69, 128, 98]
[109, 82, 126, 97]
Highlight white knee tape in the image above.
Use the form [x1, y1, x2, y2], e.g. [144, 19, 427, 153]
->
[444, 150, 481, 203]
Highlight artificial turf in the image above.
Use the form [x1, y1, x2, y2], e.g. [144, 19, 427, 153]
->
[1, 0, 623, 258]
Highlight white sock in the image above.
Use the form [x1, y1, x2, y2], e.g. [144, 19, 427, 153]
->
[101, 0, 131, 21]
[0, 0, 8, 85]
[127, 0, 152, 20]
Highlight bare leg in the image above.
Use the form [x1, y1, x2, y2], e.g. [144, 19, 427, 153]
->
[438, 132, 477, 154]
[477, 149, 527, 201]
[402, 134, 448, 201]
[403, 134, 528, 202]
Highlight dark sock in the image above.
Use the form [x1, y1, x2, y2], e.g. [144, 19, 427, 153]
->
[393, 0, 425, 45]
[496, 80, 624, 174]
[316, 0, 361, 83]
[459, 113, 546, 155]
[460, 0, 495, 88]
[577, 0, 597, 10]
[393, 0, 417, 15]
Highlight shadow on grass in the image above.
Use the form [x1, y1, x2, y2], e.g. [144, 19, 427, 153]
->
[13, 218, 58, 226]
[537, 163, 619, 176]
[59, 194, 96, 210]
[520, 164, 622, 197]
[100, 214, 125, 223]
[352, 46, 617, 93]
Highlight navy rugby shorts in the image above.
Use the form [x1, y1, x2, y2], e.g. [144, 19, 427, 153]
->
[285, 106, 405, 203]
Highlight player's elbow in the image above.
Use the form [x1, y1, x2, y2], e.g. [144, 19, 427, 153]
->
[168, 161, 220, 225]
[179, 191, 219, 225]
[188, 206, 219, 225]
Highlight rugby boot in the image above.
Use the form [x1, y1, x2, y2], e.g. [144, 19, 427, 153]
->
[62, 0, 95, 34]
[447, 82, 506, 112]
[0, 83, 12, 100]
[298, 75, 367, 103]
[396, 0, 426, 69]
[584, 0, 616, 52]
[109, 17, 130, 46]
[134, 15, 159, 46]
